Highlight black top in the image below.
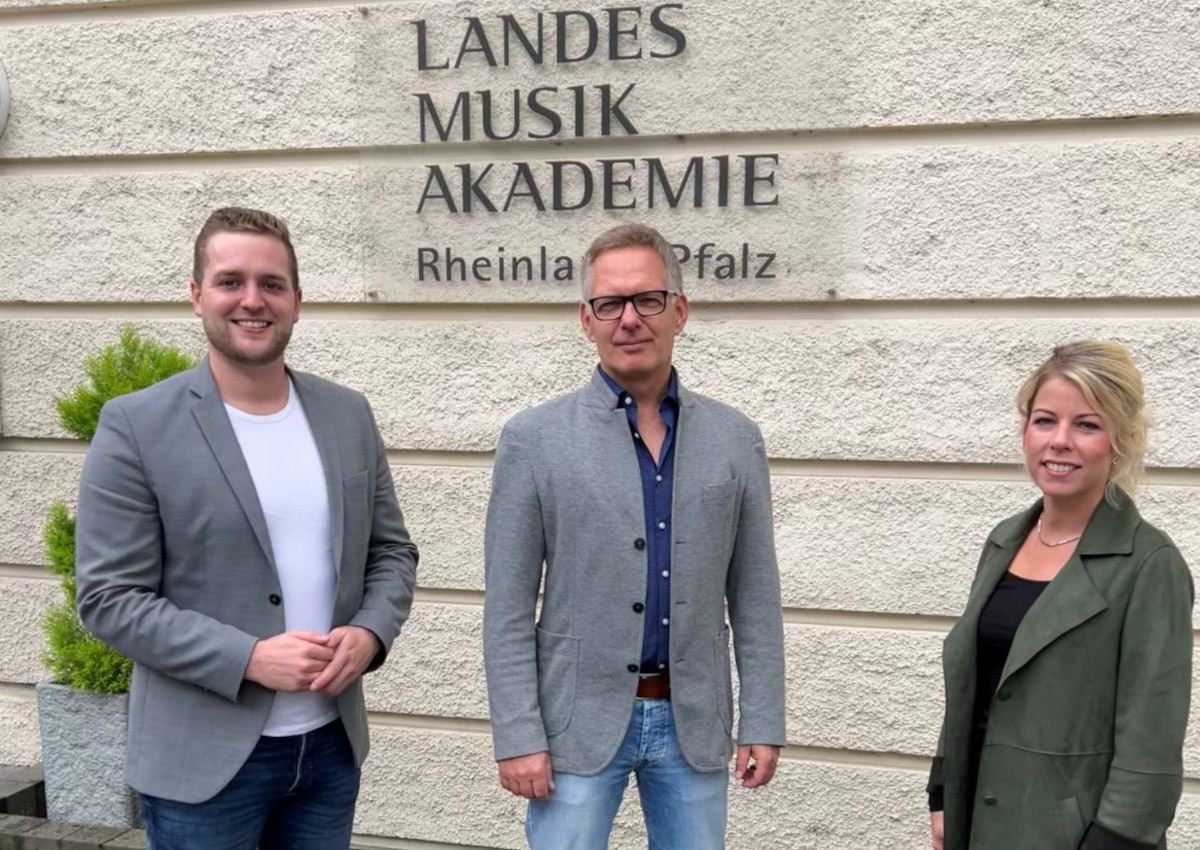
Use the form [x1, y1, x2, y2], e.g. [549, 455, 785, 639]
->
[929, 571, 1049, 812]
[974, 572, 1051, 726]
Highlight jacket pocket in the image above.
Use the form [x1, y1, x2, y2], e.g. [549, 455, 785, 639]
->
[1058, 796, 1086, 846]
[536, 627, 580, 738]
[700, 481, 739, 549]
[701, 479, 737, 502]
[343, 469, 370, 531]
[343, 468, 369, 500]
[713, 624, 733, 733]
[339, 469, 371, 575]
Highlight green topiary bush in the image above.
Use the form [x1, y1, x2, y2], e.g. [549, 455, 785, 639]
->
[54, 325, 194, 443]
[42, 325, 195, 693]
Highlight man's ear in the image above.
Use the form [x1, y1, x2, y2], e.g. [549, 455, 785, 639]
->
[189, 279, 202, 317]
[579, 302, 595, 342]
[673, 293, 689, 335]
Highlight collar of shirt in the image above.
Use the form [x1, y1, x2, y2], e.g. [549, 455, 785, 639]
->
[596, 366, 679, 419]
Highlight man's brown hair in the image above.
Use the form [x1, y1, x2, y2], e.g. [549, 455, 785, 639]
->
[192, 207, 299, 289]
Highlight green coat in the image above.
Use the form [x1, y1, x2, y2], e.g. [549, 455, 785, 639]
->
[929, 494, 1194, 850]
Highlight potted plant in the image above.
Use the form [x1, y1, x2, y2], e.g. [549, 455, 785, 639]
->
[37, 326, 193, 828]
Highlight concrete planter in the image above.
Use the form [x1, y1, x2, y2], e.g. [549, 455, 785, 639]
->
[35, 682, 137, 828]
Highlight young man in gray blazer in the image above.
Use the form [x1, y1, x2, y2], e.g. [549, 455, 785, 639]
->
[483, 223, 786, 849]
[74, 207, 418, 850]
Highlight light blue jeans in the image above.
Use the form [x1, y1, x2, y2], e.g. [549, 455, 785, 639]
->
[526, 699, 728, 850]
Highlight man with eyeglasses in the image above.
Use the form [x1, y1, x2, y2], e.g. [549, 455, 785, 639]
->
[483, 223, 786, 849]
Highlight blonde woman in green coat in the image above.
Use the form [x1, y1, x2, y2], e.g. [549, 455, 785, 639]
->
[928, 341, 1193, 850]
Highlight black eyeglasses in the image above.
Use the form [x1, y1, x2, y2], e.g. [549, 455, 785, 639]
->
[587, 290, 676, 321]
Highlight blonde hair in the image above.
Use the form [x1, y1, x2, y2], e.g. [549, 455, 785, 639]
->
[1017, 340, 1148, 503]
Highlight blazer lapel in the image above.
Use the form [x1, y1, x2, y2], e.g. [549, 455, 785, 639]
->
[291, 370, 346, 579]
[582, 368, 647, 530]
[998, 551, 1107, 688]
[188, 361, 277, 572]
[942, 518, 1025, 699]
[957, 547, 1012, 636]
[997, 495, 1138, 689]
[670, 381, 698, 546]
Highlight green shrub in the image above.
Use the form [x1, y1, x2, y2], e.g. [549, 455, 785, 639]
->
[43, 502, 77, 603]
[55, 325, 194, 443]
[42, 325, 195, 694]
[41, 602, 131, 695]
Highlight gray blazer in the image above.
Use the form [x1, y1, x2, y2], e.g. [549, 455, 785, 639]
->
[483, 370, 786, 775]
[74, 361, 418, 803]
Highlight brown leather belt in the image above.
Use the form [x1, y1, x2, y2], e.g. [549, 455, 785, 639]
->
[636, 674, 670, 699]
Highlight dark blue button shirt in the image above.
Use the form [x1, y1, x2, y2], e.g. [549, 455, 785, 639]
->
[599, 367, 677, 674]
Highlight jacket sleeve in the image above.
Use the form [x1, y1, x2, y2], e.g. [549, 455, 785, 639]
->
[726, 429, 787, 747]
[927, 725, 946, 812]
[347, 399, 419, 672]
[75, 401, 258, 701]
[482, 425, 549, 761]
[1082, 544, 1194, 848]
[929, 532, 997, 816]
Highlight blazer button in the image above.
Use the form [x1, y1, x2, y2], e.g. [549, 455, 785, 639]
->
[632, 602, 645, 613]
[627, 664, 638, 673]
[634, 538, 646, 550]
[983, 796, 997, 806]
[268, 593, 281, 605]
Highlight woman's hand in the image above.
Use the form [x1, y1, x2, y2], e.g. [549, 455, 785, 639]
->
[930, 811, 944, 850]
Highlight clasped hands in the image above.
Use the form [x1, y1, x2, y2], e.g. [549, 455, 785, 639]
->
[245, 626, 379, 698]
[496, 744, 780, 800]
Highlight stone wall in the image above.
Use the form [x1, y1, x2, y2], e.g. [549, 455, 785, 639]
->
[1, 1, 1198, 847]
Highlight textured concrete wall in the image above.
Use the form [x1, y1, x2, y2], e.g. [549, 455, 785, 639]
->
[11, 140, 1200, 303]
[2, 1, 1199, 848]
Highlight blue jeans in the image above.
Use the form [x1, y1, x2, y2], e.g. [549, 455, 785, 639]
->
[139, 719, 360, 850]
[526, 699, 728, 850]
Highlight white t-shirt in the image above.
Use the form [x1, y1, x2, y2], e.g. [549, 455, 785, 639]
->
[226, 381, 339, 736]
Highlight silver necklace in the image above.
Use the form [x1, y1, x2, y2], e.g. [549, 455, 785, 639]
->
[1037, 516, 1082, 547]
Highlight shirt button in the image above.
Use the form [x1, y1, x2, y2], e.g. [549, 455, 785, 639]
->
[632, 603, 645, 613]
[268, 593, 281, 605]
[634, 538, 646, 550]
[983, 796, 997, 806]
[627, 664, 639, 673]
[997, 690, 1011, 702]
[622, 396, 633, 407]
[657, 663, 666, 670]
[662, 618, 670, 626]
[657, 521, 666, 530]
[655, 474, 662, 482]
[662, 570, 669, 578]
[633, 432, 640, 440]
